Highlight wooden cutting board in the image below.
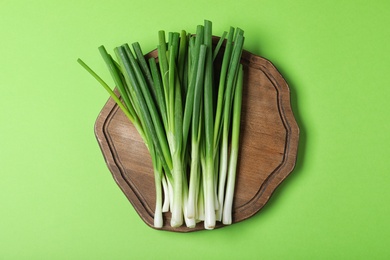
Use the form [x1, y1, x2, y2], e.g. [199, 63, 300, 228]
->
[94, 40, 299, 232]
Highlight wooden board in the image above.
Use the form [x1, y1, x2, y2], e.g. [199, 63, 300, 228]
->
[94, 41, 299, 232]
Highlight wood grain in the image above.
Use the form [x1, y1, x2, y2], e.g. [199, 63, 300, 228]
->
[94, 39, 299, 232]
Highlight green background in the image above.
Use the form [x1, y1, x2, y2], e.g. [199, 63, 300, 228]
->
[1, 0, 389, 259]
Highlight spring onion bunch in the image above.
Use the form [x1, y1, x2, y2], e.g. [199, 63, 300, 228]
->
[78, 20, 244, 230]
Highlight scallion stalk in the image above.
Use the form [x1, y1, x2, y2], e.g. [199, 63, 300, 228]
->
[223, 64, 244, 225]
[202, 20, 217, 230]
[216, 29, 244, 221]
[187, 44, 207, 219]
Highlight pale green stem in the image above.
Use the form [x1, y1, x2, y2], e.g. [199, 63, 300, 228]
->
[153, 167, 163, 228]
[170, 152, 183, 227]
[222, 65, 243, 225]
[162, 174, 170, 212]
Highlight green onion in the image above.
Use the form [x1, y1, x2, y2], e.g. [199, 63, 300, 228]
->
[202, 20, 217, 229]
[78, 20, 245, 229]
[223, 64, 244, 225]
[216, 29, 244, 221]
[187, 44, 207, 219]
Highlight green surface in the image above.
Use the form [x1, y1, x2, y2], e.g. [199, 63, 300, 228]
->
[1, 0, 389, 259]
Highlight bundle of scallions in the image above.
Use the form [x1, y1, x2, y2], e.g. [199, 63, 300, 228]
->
[78, 20, 244, 230]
